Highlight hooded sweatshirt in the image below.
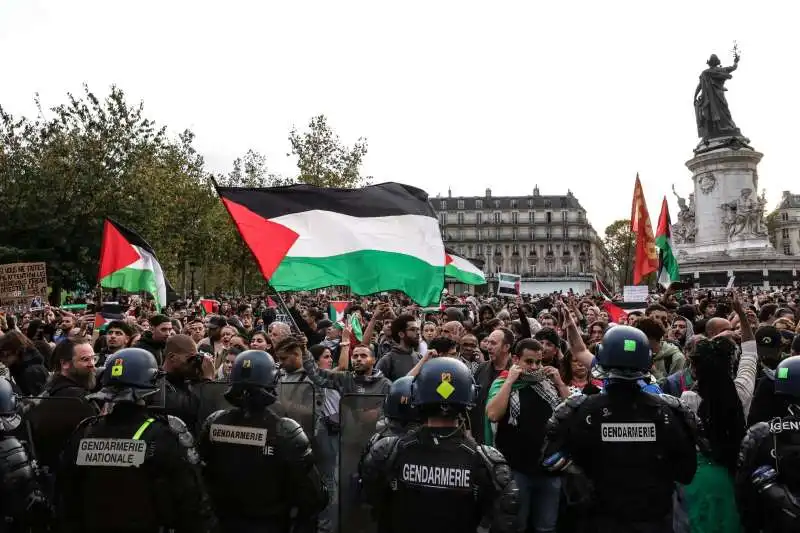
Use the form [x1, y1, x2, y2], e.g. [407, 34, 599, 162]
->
[651, 340, 686, 380]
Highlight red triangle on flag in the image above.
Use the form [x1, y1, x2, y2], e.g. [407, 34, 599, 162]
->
[94, 313, 106, 330]
[267, 296, 278, 309]
[330, 300, 349, 314]
[445, 253, 453, 266]
[98, 220, 140, 279]
[220, 198, 300, 280]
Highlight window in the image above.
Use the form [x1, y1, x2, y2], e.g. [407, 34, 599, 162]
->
[457, 213, 465, 225]
[577, 211, 584, 222]
[439, 213, 447, 225]
[512, 227, 518, 240]
[468, 245, 473, 256]
[495, 228, 501, 240]
[457, 199, 464, 209]
[528, 211, 534, 223]
[512, 244, 519, 254]
[782, 212, 789, 221]
[544, 199, 552, 208]
[457, 229, 463, 240]
[512, 212, 519, 224]
[494, 212, 501, 224]
[561, 210, 567, 222]
[563, 226, 568, 238]
[476, 244, 483, 255]
[546, 228, 552, 240]
[440, 200, 447, 210]
[783, 228, 790, 239]
[494, 200, 500, 208]
[528, 199, 534, 208]
[476, 199, 483, 209]
[546, 212, 552, 223]
[784, 243, 791, 255]
[476, 212, 482, 224]
[529, 227, 535, 240]
[510, 199, 518, 209]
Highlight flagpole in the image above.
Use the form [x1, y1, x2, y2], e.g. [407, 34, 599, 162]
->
[270, 288, 303, 335]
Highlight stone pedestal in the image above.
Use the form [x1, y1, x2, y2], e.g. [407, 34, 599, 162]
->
[687, 146, 763, 249]
[676, 142, 799, 288]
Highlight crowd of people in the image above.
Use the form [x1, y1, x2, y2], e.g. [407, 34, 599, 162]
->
[0, 283, 799, 532]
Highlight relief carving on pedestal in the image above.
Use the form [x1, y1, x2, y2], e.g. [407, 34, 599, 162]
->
[720, 188, 768, 241]
[698, 173, 717, 194]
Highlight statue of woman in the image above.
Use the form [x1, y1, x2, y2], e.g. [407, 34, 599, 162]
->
[694, 52, 742, 140]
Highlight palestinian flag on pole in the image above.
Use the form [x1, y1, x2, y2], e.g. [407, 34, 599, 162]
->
[215, 182, 446, 306]
[655, 196, 680, 289]
[98, 219, 170, 310]
[594, 275, 628, 324]
[329, 300, 349, 324]
[445, 250, 486, 285]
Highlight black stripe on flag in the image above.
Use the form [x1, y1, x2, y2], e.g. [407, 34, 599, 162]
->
[214, 182, 436, 220]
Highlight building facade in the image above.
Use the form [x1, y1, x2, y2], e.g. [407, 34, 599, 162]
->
[432, 186, 613, 289]
[771, 190, 800, 257]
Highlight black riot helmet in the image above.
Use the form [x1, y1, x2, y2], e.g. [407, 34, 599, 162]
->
[384, 376, 420, 423]
[88, 348, 162, 403]
[224, 350, 279, 409]
[774, 356, 800, 399]
[0, 378, 21, 432]
[596, 325, 652, 381]
[411, 357, 476, 417]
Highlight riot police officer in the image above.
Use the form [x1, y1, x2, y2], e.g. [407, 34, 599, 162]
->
[372, 375, 421, 441]
[0, 378, 50, 533]
[737, 355, 800, 533]
[198, 350, 327, 533]
[541, 326, 698, 533]
[361, 357, 519, 533]
[57, 348, 218, 533]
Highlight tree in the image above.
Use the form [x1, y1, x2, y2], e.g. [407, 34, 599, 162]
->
[288, 114, 369, 188]
[603, 219, 635, 289]
[766, 209, 779, 248]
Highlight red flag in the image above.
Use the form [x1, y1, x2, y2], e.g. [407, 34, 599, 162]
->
[630, 175, 658, 285]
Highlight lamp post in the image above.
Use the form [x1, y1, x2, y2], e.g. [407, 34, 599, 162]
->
[189, 261, 198, 299]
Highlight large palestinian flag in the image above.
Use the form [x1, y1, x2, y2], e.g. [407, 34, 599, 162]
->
[216, 182, 445, 306]
[98, 219, 170, 310]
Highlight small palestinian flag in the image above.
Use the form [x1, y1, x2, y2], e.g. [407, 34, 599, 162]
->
[445, 250, 486, 285]
[98, 219, 171, 310]
[329, 301, 349, 324]
[216, 182, 445, 306]
[199, 299, 219, 316]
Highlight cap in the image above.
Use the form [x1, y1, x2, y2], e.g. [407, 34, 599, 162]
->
[756, 326, 782, 349]
[756, 326, 783, 360]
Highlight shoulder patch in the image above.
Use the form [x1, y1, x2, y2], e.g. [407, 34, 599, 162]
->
[477, 444, 505, 465]
[166, 415, 195, 449]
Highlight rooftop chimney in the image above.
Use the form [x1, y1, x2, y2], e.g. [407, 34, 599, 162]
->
[448, 187, 452, 198]
[533, 185, 540, 196]
[485, 188, 492, 197]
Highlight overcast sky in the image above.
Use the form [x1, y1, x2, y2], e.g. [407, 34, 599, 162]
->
[2, 1, 797, 234]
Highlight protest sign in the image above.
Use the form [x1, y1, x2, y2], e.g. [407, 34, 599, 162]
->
[0, 262, 48, 303]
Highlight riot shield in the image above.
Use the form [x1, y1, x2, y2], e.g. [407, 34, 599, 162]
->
[276, 381, 316, 439]
[191, 381, 234, 433]
[20, 395, 97, 495]
[338, 394, 385, 533]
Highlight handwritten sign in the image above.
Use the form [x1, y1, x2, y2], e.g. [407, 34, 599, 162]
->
[0, 263, 48, 302]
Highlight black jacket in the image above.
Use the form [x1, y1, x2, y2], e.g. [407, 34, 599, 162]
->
[31, 374, 98, 470]
[134, 332, 166, 366]
[8, 347, 49, 396]
[163, 373, 210, 436]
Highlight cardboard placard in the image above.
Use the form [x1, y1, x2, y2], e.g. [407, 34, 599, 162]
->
[0, 262, 48, 303]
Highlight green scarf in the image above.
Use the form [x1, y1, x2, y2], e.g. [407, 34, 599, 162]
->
[483, 372, 528, 446]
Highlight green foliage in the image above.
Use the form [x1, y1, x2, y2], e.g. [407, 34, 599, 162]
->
[288, 114, 370, 188]
[603, 219, 636, 288]
[765, 209, 779, 248]
[0, 87, 370, 299]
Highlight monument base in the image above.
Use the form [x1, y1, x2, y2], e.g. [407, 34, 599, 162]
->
[676, 244, 798, 288]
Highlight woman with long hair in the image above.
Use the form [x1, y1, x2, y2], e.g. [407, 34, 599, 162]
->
[677, 297, 757, 533]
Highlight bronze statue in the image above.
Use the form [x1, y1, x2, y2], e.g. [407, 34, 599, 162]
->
[694, 46, 743, 140]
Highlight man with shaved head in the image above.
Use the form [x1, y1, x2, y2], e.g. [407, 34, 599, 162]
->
[163, 334, 216, 433]
[705, 317, 732, 339]
[440, 321, 464, 343]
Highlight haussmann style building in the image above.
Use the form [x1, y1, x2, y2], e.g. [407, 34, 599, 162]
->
[431, 186, 613, 295]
